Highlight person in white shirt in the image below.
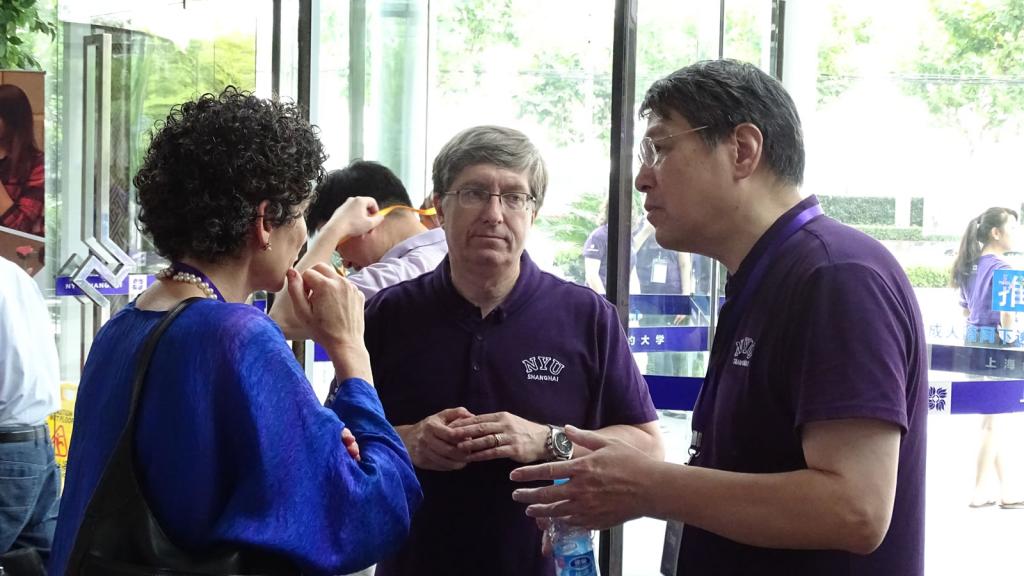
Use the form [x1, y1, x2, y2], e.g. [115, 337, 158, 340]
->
[271, 160, 448, 340]
[0, 255, 61, 565]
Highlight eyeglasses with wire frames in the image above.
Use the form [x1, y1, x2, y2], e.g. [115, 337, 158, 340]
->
[444, 188, 536, 212]
[637, 125, 709, 168]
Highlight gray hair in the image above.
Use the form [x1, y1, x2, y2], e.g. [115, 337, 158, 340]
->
[431, 125, 548, 212]
[640, 59, 805, 187]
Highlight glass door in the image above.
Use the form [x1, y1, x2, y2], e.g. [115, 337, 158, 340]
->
[623, 1, 767, 573]
[45, 0, 273, 476]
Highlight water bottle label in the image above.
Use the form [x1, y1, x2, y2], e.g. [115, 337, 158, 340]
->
[556, 539, 579, 555]
[556, 551, 597, 576]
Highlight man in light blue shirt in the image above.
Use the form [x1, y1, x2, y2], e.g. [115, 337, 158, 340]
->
[271, 160, 448, 340]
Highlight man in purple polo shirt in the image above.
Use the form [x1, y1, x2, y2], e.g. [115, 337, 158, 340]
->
[511, 59, 927, 575]
[364, 125, 663, 575]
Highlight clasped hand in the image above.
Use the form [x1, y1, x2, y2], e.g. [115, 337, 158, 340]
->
[401, 408, 548, 471]
[450, 411, 549, 464]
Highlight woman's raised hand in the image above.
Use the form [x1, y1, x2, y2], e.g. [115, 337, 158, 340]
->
[286, 263, 372, 381]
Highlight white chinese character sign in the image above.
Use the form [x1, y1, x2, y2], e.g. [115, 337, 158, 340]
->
[992, 269, 1024, 312]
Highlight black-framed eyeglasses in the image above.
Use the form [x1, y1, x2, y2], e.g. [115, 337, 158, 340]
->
[444, 188, 535, 212]
[637, 125, 709, 168]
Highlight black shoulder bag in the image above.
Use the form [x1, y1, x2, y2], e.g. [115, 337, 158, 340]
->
[65, 298, 298, 576]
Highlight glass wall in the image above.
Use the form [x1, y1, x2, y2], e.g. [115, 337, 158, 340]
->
[311, 1, 429, 203]
[422, 0, 616, 275]
[22, 0, 1024, 574]
[46, 0, 271, 380]
[311, 0, 351, 169]
[782, 1, 1024, 575]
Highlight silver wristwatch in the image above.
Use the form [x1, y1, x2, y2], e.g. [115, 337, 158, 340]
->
[546, 425, 574, 461]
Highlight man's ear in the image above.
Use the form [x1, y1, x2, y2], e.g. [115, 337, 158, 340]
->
[433, 194, 446, 226]
[732, 123, 763, 181]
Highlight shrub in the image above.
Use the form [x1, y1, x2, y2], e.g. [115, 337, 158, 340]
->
[554, 250, 584, 284]
[819, 195, 895, 225]
[854, 225, 923, 241]
[911, 197, 924, 227]
[904, 265, 949, 288]
[853, 225, 958, 242]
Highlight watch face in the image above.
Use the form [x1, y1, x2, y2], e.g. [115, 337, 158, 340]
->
[553, 430, 573, 455]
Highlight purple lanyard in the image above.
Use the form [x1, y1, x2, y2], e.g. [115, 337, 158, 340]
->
[687, 203, 824, 464]
[171, 261, 226, 303]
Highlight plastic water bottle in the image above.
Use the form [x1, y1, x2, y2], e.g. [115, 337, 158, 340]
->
[550, 479, 598, 576]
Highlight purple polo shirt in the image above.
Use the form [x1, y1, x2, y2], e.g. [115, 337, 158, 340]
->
[679, 196, 927, 575]
[583, 224, 610, 287]
[635, 233, 683, 294]
[958, 253, 1009, 328]
[365, 252, 657, 576]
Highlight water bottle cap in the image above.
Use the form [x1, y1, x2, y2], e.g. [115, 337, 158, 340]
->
[554, 478, 570, 485]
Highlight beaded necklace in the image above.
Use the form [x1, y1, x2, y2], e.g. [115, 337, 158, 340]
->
[154, 261, 226, 302]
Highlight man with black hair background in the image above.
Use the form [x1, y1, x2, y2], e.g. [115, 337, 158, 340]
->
[271, 160, 447, 340]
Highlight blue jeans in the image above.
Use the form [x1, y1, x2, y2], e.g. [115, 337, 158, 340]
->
[0, 428, 61, 563]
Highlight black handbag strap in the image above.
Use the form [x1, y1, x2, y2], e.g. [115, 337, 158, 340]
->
[127, 297, 203, 419]
[65, 297, 201, 575]
[66, 296, 297, 576]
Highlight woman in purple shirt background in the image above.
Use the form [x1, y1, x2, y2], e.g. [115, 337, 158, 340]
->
[950, 206, 1024, 509]
[952, 207, 1018, 339]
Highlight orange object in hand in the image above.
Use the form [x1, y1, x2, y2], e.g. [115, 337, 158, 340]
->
[376, 205, 436, 218]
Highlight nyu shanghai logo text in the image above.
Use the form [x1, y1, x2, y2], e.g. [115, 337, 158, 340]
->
[733, 337, 756, 367]
[522, 356, 566, 382]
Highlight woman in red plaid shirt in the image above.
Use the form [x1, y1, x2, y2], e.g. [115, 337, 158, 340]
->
[0, 83, 45, 237]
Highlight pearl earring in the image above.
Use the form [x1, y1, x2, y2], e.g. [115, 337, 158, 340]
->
[263, 240, 272, 251]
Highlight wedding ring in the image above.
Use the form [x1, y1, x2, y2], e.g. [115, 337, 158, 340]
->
[493, 433, 503, 448]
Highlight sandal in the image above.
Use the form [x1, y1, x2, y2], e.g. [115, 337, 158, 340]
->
[968, 500, 997, 508]
[999, 501, 1024, 509]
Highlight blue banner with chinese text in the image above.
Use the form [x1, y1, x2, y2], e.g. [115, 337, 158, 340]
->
[991, 269, 1024, 312]
[627, 326, 708, 353]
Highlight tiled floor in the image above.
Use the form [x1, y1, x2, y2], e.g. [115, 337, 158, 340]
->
[923, 413, 1024, 576]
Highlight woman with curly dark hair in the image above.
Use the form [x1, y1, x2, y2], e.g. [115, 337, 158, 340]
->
[48, 87, 421, 576]
[0, 83, 45, 235]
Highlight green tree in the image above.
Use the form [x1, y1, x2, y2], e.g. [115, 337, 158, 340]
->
[904, 0, 1024, 140]
[724, 8, 763, 65]
[817, 2, 873, 107]
[135, 34, 256, 128]
[536, 191, 605, 283]
[517, 10, 706, 149]
[0, 0, 56, 69]
[537, 189, 645, 284]
[434, 0, 518, 95]
[521, 7, 703, 281]
[436, 2, 815, 281]
[516, 44, 617, 145]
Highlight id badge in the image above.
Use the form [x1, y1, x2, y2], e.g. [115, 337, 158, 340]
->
[651, 257, 668, 284]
